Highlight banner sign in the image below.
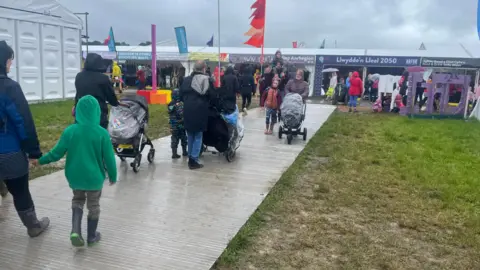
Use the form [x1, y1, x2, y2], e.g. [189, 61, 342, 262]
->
[174, 26, 188, 54]
[117, 52, 151, 60]
[420, 57, 480, 68]
[188, 52, 229, 62]
[82, 51, 117, 60]
[317, 55, 420, 67]
[229, 54, 315, 65]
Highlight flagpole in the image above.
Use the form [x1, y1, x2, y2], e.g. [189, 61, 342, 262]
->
[261, 0, 266, 67]
[217, 0, 221, 83]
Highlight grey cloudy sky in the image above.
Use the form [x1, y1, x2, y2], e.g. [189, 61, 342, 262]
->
[58, 0, 479, 49]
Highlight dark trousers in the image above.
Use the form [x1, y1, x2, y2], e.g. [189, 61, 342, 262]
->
[4, 174, 34, 212]
[72, 190, 102, 219]
[369, 88, 378, 102]
[241, 93, 252, 109]
[171, 128, 187, 149]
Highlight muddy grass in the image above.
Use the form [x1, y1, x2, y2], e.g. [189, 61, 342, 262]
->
[214, 111, 480, 270]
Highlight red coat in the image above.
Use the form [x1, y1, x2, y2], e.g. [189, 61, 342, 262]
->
[348, 71, 363, 96]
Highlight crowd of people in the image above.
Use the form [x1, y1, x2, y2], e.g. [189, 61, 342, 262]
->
[0, 42, 310, 249]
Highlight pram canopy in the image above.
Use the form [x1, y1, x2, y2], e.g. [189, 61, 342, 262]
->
[280, 93, 304, 128]
[108, 94, 148, 141]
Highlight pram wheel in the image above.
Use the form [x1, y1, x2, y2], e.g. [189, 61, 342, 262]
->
[278, 126, 283, 139]
[287, 134, 293, 145]
[225, 149, 236, 162]
[303, 128, 307, 141]
[131, 154, 142, 173]
[147, 149, 155, 163]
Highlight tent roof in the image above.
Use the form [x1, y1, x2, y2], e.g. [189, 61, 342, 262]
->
[0, 0, 82, 29]
[83, 44, 477, 59]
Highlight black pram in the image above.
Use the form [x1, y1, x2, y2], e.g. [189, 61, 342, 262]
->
[108, 94, 155, 172]
[201, 87, 244, 162]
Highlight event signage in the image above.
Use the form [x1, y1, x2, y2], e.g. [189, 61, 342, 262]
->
[174, 26, 189, 54]
[420, 57, 480, 68]
[117, 51, 151, 60]
[317, 55, 420, 67]
[229, 54, 315, 65]
[188, 52, 229, 62]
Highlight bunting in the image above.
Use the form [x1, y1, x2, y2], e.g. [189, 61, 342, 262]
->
[244, 0, 266, 49]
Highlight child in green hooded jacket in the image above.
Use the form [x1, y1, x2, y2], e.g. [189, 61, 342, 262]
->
[39, 95, 117, 247]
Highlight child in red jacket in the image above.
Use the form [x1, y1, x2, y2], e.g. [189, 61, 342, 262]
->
[261, 79, 282, 134]
[348, 71, 363, 112]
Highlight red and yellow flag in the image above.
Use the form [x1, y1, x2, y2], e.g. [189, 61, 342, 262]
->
[244, 0, 266, 49]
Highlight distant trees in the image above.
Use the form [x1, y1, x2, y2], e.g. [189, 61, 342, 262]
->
[138, 41, 152, 46]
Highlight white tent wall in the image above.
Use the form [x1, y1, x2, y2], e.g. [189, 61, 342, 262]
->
[0, 0, 82, 102]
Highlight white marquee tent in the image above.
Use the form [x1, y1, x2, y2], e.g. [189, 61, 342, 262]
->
[0, 0, 83, 101]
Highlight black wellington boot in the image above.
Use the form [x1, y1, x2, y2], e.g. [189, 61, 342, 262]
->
[171, 148, 181, 159]
[17, 207, 50, 237]
[87, 218, 102, 247]
[70, 208, 85, 247]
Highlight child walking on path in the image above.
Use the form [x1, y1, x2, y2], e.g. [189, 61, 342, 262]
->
[38, 95, 117, 247]
[261, 80, 283, 135]
[168, 89, 188, 159]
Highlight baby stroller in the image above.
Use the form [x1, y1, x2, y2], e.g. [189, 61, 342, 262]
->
[202, 104, 244, 162]
[108, 94, 155, 172]
[278, 93, 307, 144]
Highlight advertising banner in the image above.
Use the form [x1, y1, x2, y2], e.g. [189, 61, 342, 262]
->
[317, 55, 420, 67]
[229, 54, 315, 65]
[174, 26, 188, 54]
[188, 52, 229, 62]
[117, 52, 151, 60]
[420, 57, 480, 68]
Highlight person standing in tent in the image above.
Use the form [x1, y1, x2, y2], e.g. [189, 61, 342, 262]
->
[346, 72, 352, 90]
[0, 40, 50, 237]
[348, 71, 363, 112]
[136, 66, 146, 90]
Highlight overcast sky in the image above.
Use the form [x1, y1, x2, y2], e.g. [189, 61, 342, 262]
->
[58, 0, 480, 50]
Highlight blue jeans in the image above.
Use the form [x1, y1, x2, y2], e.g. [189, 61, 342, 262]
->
[349, 95, 358, 107]
[187, 131, 203, 162]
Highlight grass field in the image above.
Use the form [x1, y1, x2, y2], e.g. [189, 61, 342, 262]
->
[28, 95, 259, 180]
[214, 112, 480, 269]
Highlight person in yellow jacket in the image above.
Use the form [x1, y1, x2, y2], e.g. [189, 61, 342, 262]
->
[111, 61, 121, 79]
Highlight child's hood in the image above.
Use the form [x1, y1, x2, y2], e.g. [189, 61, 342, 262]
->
[75, 95, 101, 125]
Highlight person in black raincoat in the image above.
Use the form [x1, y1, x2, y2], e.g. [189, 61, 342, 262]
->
[238, 67, 255, 115]
[74, 53, 120, 129]
[179, 60, 212, 170]
[220, 66, 240, 114]
[0, 40, 50, 237]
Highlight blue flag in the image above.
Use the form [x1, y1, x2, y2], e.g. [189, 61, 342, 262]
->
[174, 26, 188, 54]
[206, 35, 214, 47]
[104, 27, 116, 52]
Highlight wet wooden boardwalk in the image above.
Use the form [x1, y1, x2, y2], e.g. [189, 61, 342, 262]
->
[0, 103, 335, 270]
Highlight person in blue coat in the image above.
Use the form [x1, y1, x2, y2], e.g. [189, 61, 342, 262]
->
[0, 40, 50, 237]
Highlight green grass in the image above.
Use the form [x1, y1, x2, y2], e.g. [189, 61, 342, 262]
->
[29, 100, 169, 179]
[214, 111, 480, 269]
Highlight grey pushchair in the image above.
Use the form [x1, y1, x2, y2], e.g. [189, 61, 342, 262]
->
[278, 93, 307, 144]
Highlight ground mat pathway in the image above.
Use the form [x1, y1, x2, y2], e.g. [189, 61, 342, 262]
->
[0, 103, 335, 270]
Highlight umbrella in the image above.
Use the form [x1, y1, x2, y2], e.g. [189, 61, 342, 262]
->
[407, 66, 425, 72]
[322, 68, 339, 73]
[369, 73, 380, 81]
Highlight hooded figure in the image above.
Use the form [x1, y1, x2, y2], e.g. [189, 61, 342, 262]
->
[0, 40, 49, 237]
[272, 50, 284, 68]
[111, 61, 121, 79]
[348, 71, 363, 97]
[220, 66, 240, 113]
[39, 95, 117, 247]
[285, 69, 310, 101]
[179, 61, 212, 169]
[75, 53, 119, 129]
[167, 89, 188, 158]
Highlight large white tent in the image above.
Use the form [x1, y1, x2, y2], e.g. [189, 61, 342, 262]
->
[0, 0, 83, 101]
